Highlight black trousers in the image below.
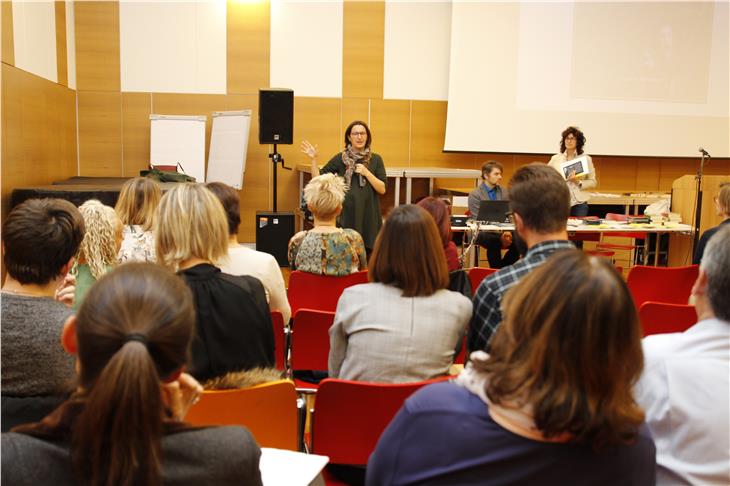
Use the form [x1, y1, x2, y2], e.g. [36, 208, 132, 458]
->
[476, 232, 520, 269]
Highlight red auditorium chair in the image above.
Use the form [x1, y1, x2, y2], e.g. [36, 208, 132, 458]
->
[310, 377, 450, 466]
[287, 270, 368, 316]
[639, 301, 697, 337]
[467, 267, 497, 292]
[626, 265, 698, 309]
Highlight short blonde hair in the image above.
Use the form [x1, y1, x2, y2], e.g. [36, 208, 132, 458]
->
[304, 173, 346, 219]
[155, 184, 229, 270]
[115, 177, 161, 231]
[78, 200, 120, 279]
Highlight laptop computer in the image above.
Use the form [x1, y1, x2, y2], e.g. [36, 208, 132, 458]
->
[476, 200, 511, 225]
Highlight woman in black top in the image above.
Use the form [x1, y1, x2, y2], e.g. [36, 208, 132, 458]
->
[301, 120, 387, 251]
[2, 263, 262, 486]
[156, 183, 274, 381]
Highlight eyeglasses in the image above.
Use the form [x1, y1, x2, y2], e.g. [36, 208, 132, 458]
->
[350, 131, 367, 138]
[565, 135, 577, 141]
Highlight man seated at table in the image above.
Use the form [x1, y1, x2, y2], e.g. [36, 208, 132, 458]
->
[467, 161, 519, 269]
[469, 163, 573, 353]
[636, 225, 730, 485]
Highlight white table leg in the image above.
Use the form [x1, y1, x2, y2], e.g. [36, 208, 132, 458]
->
[394, 176, 401, 207]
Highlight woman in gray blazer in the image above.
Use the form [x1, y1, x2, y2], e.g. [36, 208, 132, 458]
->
[328, 204, 472, 383]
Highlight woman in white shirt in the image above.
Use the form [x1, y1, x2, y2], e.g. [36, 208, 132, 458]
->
[206, 181, 291, 324]
[547, 126, 597, 217]
[328, 204, 472, 384]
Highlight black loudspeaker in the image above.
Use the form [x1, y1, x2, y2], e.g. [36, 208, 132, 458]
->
[258, 88, 294, 144]
[255, 211, 295, 267]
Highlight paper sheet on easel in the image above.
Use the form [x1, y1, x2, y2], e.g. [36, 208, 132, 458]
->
[207, 110, 251, 189]
[150, 114, 206, 183]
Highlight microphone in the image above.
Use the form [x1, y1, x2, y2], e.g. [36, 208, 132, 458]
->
[699, 147, 711, 157]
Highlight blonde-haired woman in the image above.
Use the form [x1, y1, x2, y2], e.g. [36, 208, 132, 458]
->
[156, 184, 274, 381]
[73, 200, 122, 309]
[115, 177, 161, 263]
[288, 173, 367, 276]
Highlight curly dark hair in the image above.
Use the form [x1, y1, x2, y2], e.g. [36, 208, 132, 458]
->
[559, 126, 586, 155]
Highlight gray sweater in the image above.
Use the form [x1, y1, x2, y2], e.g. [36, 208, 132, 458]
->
[2, 425, 263, 485]
[1, 294, 76, 396]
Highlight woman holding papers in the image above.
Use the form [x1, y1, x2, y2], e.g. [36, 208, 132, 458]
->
[301, 121, 387, 252]
[548, 126, 597, 217]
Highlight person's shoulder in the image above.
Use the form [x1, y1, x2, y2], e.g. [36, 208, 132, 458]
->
[342, 228, 364, 242]
[437, 288, 473, 309]
[641, 331, 686, 365]
[172, 425, 258, 450]
[219, 272, 266, 295]
[289, 230, 308, 244]
[405, 381, 484, 416]
[164, 426, 261, 482]
[370, 152, 384, 163]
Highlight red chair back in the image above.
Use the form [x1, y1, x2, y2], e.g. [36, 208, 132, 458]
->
[270, 311, 288, 371]
[290, 309, 335, 371]
[467, 267, 497, 292]
[627, 265, 698, 309]
[311, 377, 449, 465]
[288, 270, 369, 316]
[639, 301, 697, 337]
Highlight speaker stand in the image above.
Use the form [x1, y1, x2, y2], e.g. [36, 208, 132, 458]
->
[269, 143, 291, 212]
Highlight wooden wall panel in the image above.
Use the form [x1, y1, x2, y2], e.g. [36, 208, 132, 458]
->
[370, 99, 409, 167]
[2, 1, 14, 65]
[341, 98, 369, 132]
[121, 92, 151, 177]
[55, 1, 68, 87]
[594, 157, 638, 191]
[342, 1, 384, 98]
[635, 157, 662, 191]
[411, 101, 476, 169]
[77, 91, 122, 176]
[74, 1, 119, 91]
[227, 0, 269, 94]
[2, 65, 77, 218]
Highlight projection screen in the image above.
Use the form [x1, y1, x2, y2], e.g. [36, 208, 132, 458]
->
[444, 1, 729, 157]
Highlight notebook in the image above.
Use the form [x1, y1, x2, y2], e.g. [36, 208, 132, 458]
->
[476, 200, 511, 225]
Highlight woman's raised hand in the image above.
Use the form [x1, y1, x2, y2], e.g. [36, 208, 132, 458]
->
[300, 140, 318, 160]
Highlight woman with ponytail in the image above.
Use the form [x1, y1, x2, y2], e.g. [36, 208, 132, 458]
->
[2, 263, 263, 485]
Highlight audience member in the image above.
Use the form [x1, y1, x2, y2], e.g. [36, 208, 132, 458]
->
[115, 176, 161, 263]
[328, 204, 472, 383]
[2, 263, 263, 485]
[417, 197, 460, 271]
[368, 251, 656, 485]
[469, 163, 573, 352]
[73, 200, 122, 308]
[207, 182, 291, 324]
[156, 184, 274, 381]
[468, 161, 519, 269]
[301, 120, 387, 252]
[288, 173, 367, 276]
[637, 225, 730, 485]
[1, 199, 84, 431]
[693, 181, 729, 264]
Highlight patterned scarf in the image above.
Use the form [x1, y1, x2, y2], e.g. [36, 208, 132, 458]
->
[341, 145, 372, 187]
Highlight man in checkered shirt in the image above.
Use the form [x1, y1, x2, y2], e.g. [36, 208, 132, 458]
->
[468, 163, 575, 353]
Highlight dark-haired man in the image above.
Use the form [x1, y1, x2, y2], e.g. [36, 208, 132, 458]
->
[468, 161, 519, 269]
[1, 198, 85, 430]
[468, 163, 574, 352]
